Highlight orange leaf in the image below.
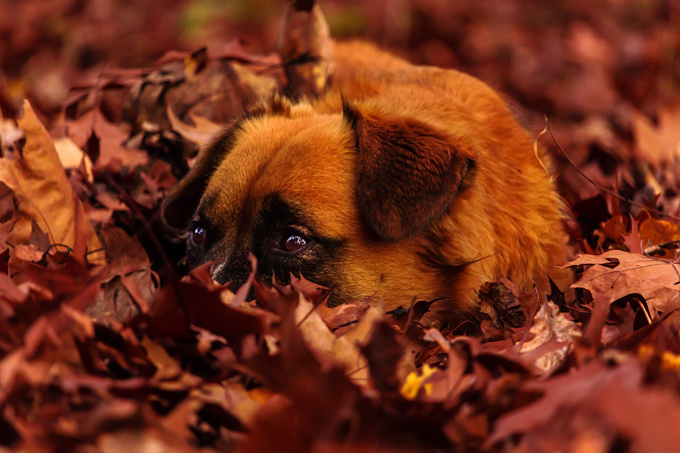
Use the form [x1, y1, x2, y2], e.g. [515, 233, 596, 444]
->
[639, 217, 680, 247]
[0, 101, 103, 264]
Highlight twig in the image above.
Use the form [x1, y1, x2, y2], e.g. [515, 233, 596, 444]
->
[104, 172, 187, 318]
[644, 240, 680, 256]
[637, 299, 652, 325]
[398, 297, 417, 344]
[296, 296, 326, 327]
[330, 306, 414, 331]
[533, 123, 551, 176]
[545, 116, 680, 223]
[345, 364, 369, 378]
[91, 60, 108, 131]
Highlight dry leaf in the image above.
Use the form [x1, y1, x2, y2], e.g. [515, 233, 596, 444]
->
[166, 106, 221, 148]
[639, 217, 680, 247]
[0, 101, 102, 263]
[633, 105, 680, 167]
[568, 250, 680, 318]
[520, 300, 581, 371]
[295, 293, 370, 383]
[66, 109, 149, 170]
[53, 136, 94, 183]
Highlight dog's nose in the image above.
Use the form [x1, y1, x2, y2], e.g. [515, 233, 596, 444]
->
[208, 252, 253, 290]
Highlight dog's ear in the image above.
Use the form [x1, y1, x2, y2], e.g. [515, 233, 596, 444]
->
[343, 101, 475, 242]
[162, 120, 244, 230]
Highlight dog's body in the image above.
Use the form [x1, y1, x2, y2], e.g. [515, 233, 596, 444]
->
[162, 41, 569, 323]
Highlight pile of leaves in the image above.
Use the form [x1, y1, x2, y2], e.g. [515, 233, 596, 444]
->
[2, 0, 680, 452]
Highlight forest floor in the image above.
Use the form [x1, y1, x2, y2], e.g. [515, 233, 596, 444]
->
[1, 0, 680, 452]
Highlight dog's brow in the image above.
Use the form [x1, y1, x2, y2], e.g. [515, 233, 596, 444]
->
[257, 193, 307, 230]
[194, 194, 228, 237]
[197, 192, 218, 215]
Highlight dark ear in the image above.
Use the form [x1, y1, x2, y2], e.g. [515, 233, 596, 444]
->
[161, 120, 244, 229]
[344, 102, 475, 242]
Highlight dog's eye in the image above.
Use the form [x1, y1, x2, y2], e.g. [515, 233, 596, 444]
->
[281, 234, 307, 253]
[191, 225, 206, 245]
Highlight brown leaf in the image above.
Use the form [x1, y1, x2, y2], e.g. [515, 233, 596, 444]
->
[360, 320, 405, 391]
[633, 105, 680, 167]
[0, 101, 102, 263]
[477, 277, 528, 330]
[66, 109, 148, 170]
[294, 292, 370, 383]
[487, 360, 680, 452]
[86, 225, 155, 323]
[581, 294, 612, 349]
[519, 300, 581, 372]
[621, 216, 644, 254]
[568, 250, 680, 318]
[143, 274, 270, 356]
[167, 106, 221, 148]
[318, 296, 371, 333]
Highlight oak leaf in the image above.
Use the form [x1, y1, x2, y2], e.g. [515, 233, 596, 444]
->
[567, 250, 680, 318]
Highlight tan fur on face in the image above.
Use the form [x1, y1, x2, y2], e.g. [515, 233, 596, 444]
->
[201, 110, 445, 306]
[163, 41, 570, 323]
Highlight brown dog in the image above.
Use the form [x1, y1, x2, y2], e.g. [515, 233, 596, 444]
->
[162, 41, 569, 323]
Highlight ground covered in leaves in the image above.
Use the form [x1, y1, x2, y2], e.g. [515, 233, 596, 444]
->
[1, 0, 680, 452]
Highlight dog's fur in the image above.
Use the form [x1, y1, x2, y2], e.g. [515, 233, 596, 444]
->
[162, 41, 570, 323]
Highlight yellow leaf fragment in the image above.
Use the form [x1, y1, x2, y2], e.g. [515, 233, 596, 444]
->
[639, 344, 680, 372]
[400, 364, 437, 400]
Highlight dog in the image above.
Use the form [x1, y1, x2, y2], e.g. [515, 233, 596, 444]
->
[162, 41, 570, 324]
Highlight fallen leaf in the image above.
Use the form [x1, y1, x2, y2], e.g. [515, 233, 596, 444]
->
[633, 105, 680, 167]
[66, 109, 149, 170]
[295, 293, 370, 383]
[401, 364, 437, 400]
[478, 278, 528, 330]
[568, 250, 680, 318]
[167, 106, 221, 148]
[520, 300, 581, 371]
[639, 217, 680, 249]
[277, 0, 334, 100]
[0, 101, 102, 263]
[621, 216, 643, 254]
[53, 136, 94, 183]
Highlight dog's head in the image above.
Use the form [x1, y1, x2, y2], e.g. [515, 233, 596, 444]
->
[162, 97, 475, 307]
